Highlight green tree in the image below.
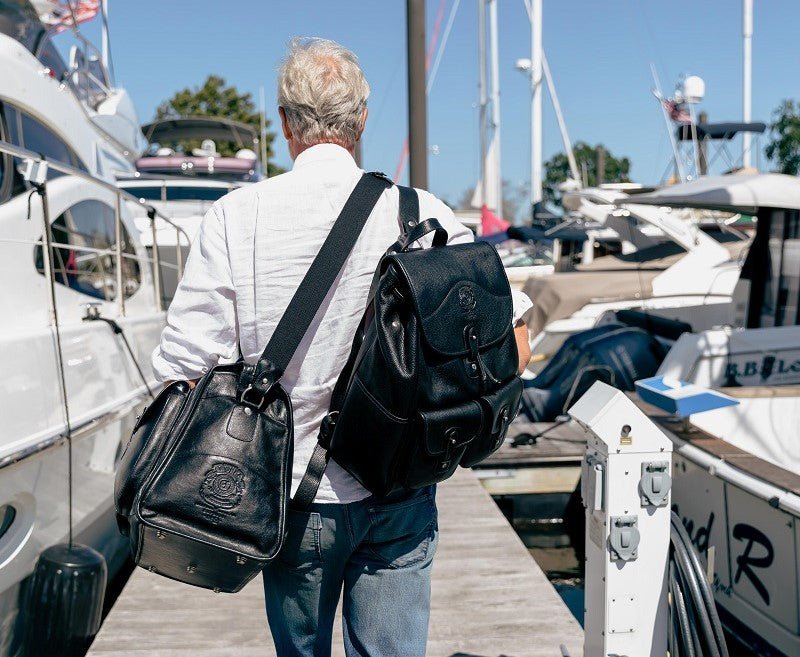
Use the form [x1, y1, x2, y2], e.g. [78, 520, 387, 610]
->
[154, 75, 283, 176]
[544, 141, 631, 203]
[765, 100, 800, 175]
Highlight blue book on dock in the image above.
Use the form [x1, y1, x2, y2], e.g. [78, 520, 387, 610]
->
[635, 376, 739, 417]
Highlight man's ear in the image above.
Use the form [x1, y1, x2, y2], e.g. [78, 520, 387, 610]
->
[278, 107, 293, 141]
[356, 107, 368, 142]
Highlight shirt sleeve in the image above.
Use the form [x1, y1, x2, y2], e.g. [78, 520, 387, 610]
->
[151, 203, 238, 382]
[414, 189, 533, 326]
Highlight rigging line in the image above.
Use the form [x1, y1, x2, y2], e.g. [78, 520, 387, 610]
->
[37, 182, 74, 547]
[427, 0, 461, 94]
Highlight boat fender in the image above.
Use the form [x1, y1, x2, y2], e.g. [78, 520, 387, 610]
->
[23, 543, 107, 657]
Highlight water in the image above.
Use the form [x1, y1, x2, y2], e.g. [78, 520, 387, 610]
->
[496, 493, 757, 655]
[514, 516, 585, 626]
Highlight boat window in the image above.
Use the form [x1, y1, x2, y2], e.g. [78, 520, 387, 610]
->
[746, 208, 800, 328]
[35, 36, 69, 81]
[33, 200, 141, 301]
[166, 186, 229, 202]
[0, 104, 26, 202]
[20, 112, 88, 178]
[0, 505, 15, 541]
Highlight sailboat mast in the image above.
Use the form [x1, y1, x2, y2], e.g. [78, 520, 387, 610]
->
[488, 0, 502, 216]
[742, 0, 753, 169]
[478, 0, 488, 208]
[531, 0, 543, 206]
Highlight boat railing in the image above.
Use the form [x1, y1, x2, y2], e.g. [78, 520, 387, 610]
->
[0, 139, 191, 315]
[48, 21, 113, 110]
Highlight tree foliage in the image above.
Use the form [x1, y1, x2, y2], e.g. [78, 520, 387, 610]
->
[765, 99, 800, 175]
[154, 75, 283, 176]
[544, 141, 631, 203]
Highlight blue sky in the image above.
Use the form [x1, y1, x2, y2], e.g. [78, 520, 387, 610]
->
[80, 0, 800, 208]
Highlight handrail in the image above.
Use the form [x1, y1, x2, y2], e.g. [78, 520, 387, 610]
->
[0, 139, 191, 313]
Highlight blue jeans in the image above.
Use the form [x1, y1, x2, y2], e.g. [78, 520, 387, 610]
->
[263, 485, 438, 657]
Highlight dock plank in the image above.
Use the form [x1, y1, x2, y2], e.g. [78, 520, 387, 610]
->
[89, 468, 583, 657]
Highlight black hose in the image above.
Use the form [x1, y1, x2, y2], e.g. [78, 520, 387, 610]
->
[669, 511, 729, 657]
[83, 315, 155, 399]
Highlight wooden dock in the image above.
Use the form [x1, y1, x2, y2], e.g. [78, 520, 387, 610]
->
[475, 420, 584, 497]
[88, 468, 583, 657]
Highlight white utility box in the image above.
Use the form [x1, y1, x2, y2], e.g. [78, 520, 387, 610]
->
[569, 382, 672, 657]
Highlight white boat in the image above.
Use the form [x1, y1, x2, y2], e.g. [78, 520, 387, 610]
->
[119, 117, 264, 302]
[522, 182, 750, 373]
[0, 3, 174, 652]
[629, 173, 800, 656]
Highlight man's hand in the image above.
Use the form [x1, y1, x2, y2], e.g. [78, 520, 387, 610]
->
[165, 379, 198, 390]
[514, 322, 531, 375]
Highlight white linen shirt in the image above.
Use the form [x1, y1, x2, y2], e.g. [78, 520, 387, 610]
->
[152, 144, 532, 503]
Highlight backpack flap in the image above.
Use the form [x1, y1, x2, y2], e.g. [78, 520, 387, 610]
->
[406, 400, 483, 488]
[386, 241, 513, 359]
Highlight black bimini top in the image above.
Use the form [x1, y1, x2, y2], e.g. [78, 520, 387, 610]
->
[141, 117, 258, 147]
[676, 121, 767, 141]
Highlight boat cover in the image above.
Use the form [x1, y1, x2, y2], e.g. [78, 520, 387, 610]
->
[521, 243, 686, 336]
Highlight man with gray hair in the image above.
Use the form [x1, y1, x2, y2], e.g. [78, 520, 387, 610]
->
[153, 37, 531, 657]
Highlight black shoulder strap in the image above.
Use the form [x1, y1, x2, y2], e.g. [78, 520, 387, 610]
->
[397, 185, 419, 234]
[249, 172, 391, 397]
[292, 183, 421, 509]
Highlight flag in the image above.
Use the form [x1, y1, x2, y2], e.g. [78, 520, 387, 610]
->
[661, 99, 691, 124]
[481, 205, 510, 237]
[36, 0, 100, 32]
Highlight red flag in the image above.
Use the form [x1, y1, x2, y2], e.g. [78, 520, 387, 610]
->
[480, 205, 510, 237]
[662, 99, 691, 124]
[40, 1, 100, 33]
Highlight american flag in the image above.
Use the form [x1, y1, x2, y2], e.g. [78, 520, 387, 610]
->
[662, 99, 691, 124]
[38, 1, 100, 32]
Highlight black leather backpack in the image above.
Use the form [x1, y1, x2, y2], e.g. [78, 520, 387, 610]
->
[295, 187, 523, 501]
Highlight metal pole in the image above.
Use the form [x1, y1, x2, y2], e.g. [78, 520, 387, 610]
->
[742, 0, 753, 168]
[542, 52, 580, 183]
[100, 0, 110, 73]
[114, 193, 125, 316]
[531, 0, 543, 205]
[488, 0, 502, 216]
[37, 183, 58, 326]
[407, 0, 428, 188]
[478, 0, 487, 206]
[148, 208, 163, 313]
[596, 145, 605, 186]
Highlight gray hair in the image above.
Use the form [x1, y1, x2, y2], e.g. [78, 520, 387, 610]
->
[278, 38, 370, 149]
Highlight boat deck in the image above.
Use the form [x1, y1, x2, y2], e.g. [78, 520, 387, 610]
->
[87, 468, 584, 657]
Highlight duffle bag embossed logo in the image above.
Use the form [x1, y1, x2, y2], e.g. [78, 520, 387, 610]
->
[458, 285, 476, 313]
[197, 462, 245, 523]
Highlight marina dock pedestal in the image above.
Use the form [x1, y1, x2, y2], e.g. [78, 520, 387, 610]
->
[88, 468, 583, 656]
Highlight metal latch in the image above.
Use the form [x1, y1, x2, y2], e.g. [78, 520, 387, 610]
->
[609, 516, 640, 562]
[640, 461, 671, 507]
[581, 454, 604, 512]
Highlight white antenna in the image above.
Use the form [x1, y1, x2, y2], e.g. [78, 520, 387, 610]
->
[478, 0, 488, 209]
[742, 0, 753, 168]
[488, 0, 502, 216]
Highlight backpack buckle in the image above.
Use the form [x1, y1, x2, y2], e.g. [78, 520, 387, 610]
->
[319, 411, 339, 449]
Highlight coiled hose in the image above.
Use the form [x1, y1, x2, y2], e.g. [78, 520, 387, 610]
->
[669, 511, 729, 657]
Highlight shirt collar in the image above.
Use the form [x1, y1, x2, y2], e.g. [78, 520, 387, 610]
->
[292, 143, 358, 170]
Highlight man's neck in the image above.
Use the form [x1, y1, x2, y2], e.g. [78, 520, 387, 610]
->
[291, 140, 355, 160]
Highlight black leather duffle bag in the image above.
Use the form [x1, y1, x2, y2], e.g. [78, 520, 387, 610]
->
[295, 187, 523, 501]
[114, 172, 392, 592]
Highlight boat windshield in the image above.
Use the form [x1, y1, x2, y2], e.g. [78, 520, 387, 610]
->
[121, 185, 231, 202]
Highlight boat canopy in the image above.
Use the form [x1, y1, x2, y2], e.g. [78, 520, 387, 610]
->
[141, 117, 258, 148]
[675, 121, 766, 141]
[628, 174, 800, 214]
